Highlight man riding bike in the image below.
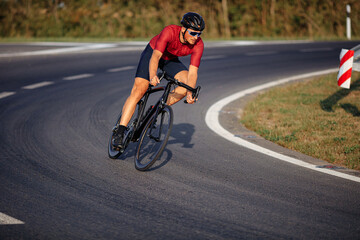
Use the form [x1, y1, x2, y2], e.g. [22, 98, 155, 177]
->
[112, 12, 205, 149]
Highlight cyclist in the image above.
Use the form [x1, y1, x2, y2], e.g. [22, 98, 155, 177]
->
[112, 12, 205, 149]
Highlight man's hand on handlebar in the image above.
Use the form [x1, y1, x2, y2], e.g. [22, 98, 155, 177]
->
[186, 91, 196, 104]
[150, 75, 160, 86]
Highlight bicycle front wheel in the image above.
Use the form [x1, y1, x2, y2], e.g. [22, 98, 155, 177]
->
[135, 105, 173, 171]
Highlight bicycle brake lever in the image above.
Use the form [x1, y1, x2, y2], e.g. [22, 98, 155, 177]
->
[158, 71, 166, 82]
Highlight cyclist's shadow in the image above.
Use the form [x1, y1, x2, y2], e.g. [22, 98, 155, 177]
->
[118, 123, 196, 170]
[147, 123, 196, 171]
[167, 123, 196, 148]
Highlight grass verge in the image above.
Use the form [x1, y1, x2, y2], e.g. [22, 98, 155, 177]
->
[241, 72, 360, 170]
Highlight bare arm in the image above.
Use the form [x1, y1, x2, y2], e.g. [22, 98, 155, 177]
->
[186, 65, 199, 104]
[149, 49, 163, 86]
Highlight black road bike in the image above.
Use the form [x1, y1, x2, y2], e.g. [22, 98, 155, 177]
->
[108, 71, 201, 171]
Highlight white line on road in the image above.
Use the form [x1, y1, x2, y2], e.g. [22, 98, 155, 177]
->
[245, 51, 277, 56]
[22, 81, 54, 90]
[300, 48, 333, 52]
[1, 41, 317, 58]
[0, 43, 118, 58]
[0, 212, 24, 225]
[202, 55, 226, 60]
[63, 73, 94, 81]
[107, 66, 135, 72]
[205, 68, 360, 183]
[0, 91, 16, 99]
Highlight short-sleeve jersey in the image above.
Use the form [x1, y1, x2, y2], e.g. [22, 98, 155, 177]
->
[149, 25, 204, 68]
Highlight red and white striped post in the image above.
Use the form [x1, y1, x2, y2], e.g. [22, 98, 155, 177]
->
[337, 49, 354, 89]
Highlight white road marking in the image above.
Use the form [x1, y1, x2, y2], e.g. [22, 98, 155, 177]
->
[107, 66, 135, 72]
[0, 212, 24, 225]
[22, 81, 54, 90]
[0, 91, 16, 99]
[0, 43, 118, 58]
[300, 48, 333, 52]
[0, 41, 319, 58]
[246, 51, 277, 56]
[27, 42, 92, 46]
[205, 68, 360, 183]
[63, 73, 94, 81]
[202, 55, 226, 60]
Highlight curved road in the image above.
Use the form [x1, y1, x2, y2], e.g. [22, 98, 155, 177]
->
[1, 41, 360, 239]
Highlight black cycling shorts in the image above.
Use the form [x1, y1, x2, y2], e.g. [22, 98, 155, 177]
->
[135, 44, 188, 80]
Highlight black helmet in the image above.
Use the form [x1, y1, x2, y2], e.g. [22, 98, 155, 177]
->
[181, 12, 205, 31]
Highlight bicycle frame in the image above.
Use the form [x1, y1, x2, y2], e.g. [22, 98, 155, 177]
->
[109, 71, 201, 161]
[125, 71, 201, 145]
[131, 83, 170, 142]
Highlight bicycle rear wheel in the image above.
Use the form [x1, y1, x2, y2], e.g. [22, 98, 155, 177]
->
[135, 105, 173, 171]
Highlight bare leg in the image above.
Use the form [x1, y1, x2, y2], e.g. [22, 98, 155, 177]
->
[120, 77, 149, 126]
[166, 70, 188, 106]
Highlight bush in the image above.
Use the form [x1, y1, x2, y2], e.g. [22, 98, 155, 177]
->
[0, 0, 359, 39]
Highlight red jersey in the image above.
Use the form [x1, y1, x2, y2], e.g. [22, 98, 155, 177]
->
[149, 25, 204, 68]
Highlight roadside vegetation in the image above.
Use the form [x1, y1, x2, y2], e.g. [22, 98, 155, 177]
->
[241, 72, 360, 170]
[0, 0, 359, 40]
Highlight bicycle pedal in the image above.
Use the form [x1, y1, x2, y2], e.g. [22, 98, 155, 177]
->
[114, 145, 124, 152]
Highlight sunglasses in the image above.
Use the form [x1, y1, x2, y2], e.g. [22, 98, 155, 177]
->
[187, 29, 202, 37]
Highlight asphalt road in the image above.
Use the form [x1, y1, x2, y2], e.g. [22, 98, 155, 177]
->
[1, 41, 360, 239]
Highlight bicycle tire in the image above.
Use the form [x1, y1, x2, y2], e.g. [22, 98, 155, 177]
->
[134, 105, 173, 171]
[108, 113, 135, 159]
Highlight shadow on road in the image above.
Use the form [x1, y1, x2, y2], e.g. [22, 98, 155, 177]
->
[320, 78, 360, 117]
[167, 123, 196, 148]
[148, 123, 196, 171]
[114, 123, 197, 171]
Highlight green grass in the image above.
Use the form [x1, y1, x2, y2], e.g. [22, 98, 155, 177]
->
[241, 72, 360, 170]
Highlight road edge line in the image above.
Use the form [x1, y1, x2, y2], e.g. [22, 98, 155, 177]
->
[205, 68, 360, 183]
[0, 212, 24, 225]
